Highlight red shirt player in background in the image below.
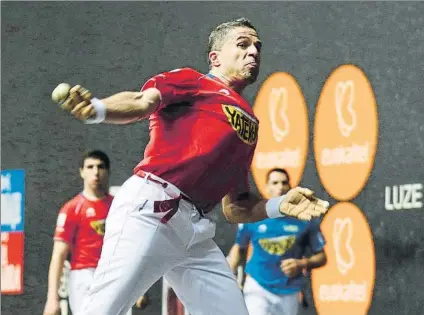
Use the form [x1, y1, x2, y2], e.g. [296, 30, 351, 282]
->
[43, 150, 146, 315]
[54, 18, 329, 315]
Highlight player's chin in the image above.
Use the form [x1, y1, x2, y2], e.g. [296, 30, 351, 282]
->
[89, 181, 104, 190]
[243, 70, 259, 84]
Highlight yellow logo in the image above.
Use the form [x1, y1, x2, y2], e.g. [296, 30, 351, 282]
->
[258, 235, 296, 256]
[90, 220, 106, 236]
[251, 72, 309, 198]
[311, 202, 375, 315]
[314, 64, 378, 201]
[222, 105, 258, 146]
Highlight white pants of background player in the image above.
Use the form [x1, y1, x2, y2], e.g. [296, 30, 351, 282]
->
[68, 268, 132, 315]
[76, 174, 248, 315]
[243, 276, 299, 315]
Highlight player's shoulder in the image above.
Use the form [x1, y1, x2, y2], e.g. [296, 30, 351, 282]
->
[237, 222, 253, 231]
[306, 218, 323, 232]
[241, 218, 271, 231]
[267, 217, 306, 234]
[161, 67, 204, 80]
[62, 193, 83, 207]
[283, 218, 321, 236]
[104, 194, 114, 205]
[59, 194, 85, 213]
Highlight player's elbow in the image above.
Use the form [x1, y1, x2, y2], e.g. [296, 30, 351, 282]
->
[222, 207, 238, 224]
[321, 253, 327, 267]
[135, 88, 161, 117]
[222, 193, 260, 224]
[316, 251, 327, 268]
[222, 204, 253, 224]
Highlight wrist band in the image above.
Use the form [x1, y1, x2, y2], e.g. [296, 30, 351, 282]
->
[85, 98, 106, 124]
[265, 195, 286, 218]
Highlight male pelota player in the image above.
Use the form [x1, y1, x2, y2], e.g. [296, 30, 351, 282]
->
[227, 168, 327, 315]
[54, 18, 329, 315]
[43, 151, 146, 315]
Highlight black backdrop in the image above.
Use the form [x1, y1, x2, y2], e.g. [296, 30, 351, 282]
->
[2, 2, 424, 315]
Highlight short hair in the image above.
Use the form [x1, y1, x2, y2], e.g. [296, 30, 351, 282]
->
[266, 168, 290, 183]
[207, 18, 257, 66]
[80, 150, 110, 170]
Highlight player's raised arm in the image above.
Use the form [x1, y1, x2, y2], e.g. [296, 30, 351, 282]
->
[52, 84, 161, 124]
[52, 68, 200, 125]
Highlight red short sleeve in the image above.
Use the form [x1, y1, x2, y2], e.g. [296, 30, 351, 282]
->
[141, 68, 201, 111]
[53, 201, 79, 244]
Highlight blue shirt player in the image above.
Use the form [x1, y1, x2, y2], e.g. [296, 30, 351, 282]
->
[227, 168, 327, 315]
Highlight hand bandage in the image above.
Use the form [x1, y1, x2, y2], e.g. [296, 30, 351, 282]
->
[85, 98, 106, 124]
[265, 195, 286, 218]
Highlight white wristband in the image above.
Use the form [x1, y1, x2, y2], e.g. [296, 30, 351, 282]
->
[85, 98, 106, 124]
[265, 195, 286, 218]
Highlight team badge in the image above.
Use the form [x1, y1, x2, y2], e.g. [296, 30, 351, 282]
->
[90, 219, 106, 235]
[259, 235, 296, 256]
[222, 105, 258, 145]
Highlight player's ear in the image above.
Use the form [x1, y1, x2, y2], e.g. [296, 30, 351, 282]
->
[209, 51, 221, 67]
[265, 181, 271, 197]
[79, 167, 85, 180]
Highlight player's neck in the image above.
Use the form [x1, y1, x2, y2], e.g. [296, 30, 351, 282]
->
[209, 69, 247, 94]
[82, 187, 108, 201]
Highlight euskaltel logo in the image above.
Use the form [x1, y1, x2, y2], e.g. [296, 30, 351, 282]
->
[314, 64, 378, 201]
[252, 72, 309, 198]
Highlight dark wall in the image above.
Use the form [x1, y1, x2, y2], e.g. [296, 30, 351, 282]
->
[2, 2, 423, 315]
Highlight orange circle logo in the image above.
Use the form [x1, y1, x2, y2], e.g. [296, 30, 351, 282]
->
[312, 202, 375, 315]
[314, 64, 378, 201]
[251, 72, 309, 197]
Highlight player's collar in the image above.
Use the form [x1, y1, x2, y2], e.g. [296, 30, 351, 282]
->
[206, 73, 244, 97]
[206, 73, 219, 80]
[80, 191, 110, 201]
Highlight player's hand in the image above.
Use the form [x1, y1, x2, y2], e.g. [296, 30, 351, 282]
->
[280, 258, 304, 278]
[135, 294, 149, 309]
[60, 85, 96, 121]
[279, 187, 329, 221]
[43, 298, 60, 315]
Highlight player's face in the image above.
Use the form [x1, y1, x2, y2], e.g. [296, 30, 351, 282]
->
[217, 27, 261, 84]
[266, 171, 290, 198]
[80, 158, 109, 191]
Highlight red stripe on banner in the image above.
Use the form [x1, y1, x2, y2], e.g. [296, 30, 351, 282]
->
[1, 231, 24, 294]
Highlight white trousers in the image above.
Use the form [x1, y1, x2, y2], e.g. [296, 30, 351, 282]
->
[243, 276, 299, 315]
[76, 174, 248, 315]
[68, 268, 132, 315]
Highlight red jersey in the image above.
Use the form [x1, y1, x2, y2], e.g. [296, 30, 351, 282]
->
[53, 194, 113, 270]
[134, 68, 259, 211]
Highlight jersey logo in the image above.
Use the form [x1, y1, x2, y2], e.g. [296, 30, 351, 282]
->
[90, 219, 106, 236]
[283, 225, 299, 233]
[258, 235, 296, 256]
[222, 104, 258, 146]
[258, 224, 267, 233]
[86, 207, 96, 217]
[219, 89, 231, 96]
